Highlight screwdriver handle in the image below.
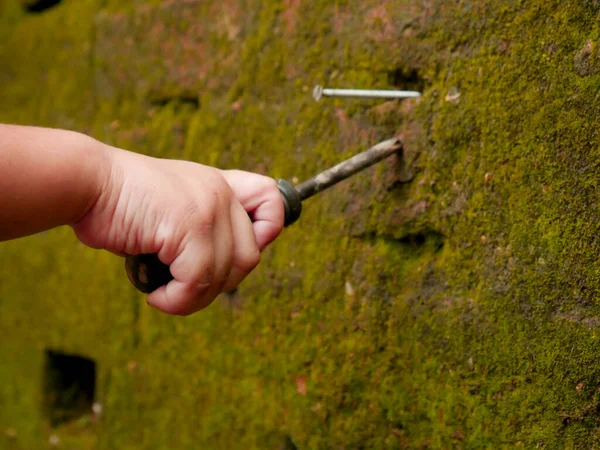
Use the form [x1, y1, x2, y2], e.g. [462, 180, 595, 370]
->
[125, 179, 302, 294]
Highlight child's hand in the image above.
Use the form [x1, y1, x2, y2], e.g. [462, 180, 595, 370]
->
[0, 125, 276, 315]
[73, 146, 284, 315]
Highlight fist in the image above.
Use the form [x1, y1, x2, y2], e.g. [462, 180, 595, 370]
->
[72, 146, 284, 315]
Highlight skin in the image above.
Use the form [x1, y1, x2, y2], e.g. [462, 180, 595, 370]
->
[0, 124, 284, 315]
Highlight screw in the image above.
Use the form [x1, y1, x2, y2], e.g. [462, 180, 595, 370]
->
[313, 85, 421, 101]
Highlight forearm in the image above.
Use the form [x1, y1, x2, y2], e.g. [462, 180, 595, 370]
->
[0, 124, 109, 241]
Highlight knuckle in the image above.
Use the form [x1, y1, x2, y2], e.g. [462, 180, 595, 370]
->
[177, 250, 215, 288]
[181, 172, 233, 222]
[181, 201, 201, 221]
[208, 171, 232, 195]
[202, 176, 233, 215]
[237, 247, 261, 272]
[189, 261, 215, 287]
[182, 198, 215, 231]
[262, 177, 279, 195]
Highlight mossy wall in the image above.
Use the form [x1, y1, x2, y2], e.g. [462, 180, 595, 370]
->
[2, 0, 600, 448]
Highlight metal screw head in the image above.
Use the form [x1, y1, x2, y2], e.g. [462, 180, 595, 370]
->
[313, 85, 324, 101]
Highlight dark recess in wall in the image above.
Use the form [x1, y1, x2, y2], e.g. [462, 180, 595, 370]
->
[22, 0, 62, 13]
[280, 435, 299, 450]
[354, 230, 446, 253]
[147, 92, 200, 109]
[387, 67, 426, 92]
[42, 350, 96, 427]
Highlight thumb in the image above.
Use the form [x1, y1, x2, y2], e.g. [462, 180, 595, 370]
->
[220, 170, 284, 250]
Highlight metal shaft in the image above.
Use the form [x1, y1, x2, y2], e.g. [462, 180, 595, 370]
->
[313, 85, 421, 101]
[295, 137, 402, 200]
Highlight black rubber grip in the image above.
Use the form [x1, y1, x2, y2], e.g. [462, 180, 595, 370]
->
[125, 252, 173, 294]
[125, 178, 302, 294]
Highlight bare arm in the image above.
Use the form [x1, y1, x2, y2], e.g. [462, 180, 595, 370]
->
[0, 124, 284, 315]
[0, 124, 108, 240]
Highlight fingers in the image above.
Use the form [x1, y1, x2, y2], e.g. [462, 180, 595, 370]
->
[147, 193, 232, 315]
[251, 196, 284, 251]
[220, 170, 284, 250]
[146, 188, 260, 316]
[137, 167, 280, 316]
[148, 280, 210, 316]
[146, 226, 216, 315]
[223, 201, 260, 292]
[209, 196, 235, 296]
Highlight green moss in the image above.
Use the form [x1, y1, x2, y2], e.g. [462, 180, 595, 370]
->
[4, 0, 600, 448]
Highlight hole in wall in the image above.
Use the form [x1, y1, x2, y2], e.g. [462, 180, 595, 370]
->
[147, 89, 200, 109]
[353, 230, 446, 253]
[22, 0, 62, 13]
[387, 67, 426, 92]
[148, 96, 200, 109]
[42, 350, 96, 427]
[397, 230, 445, 252]
[279, 435, 299, 450]
[397, 232, 426, 246]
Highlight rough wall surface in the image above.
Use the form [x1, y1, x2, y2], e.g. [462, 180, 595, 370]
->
[2, 0, 600, 448]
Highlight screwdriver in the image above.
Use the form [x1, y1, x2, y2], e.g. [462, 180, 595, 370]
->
[125, 137, 402, 293]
